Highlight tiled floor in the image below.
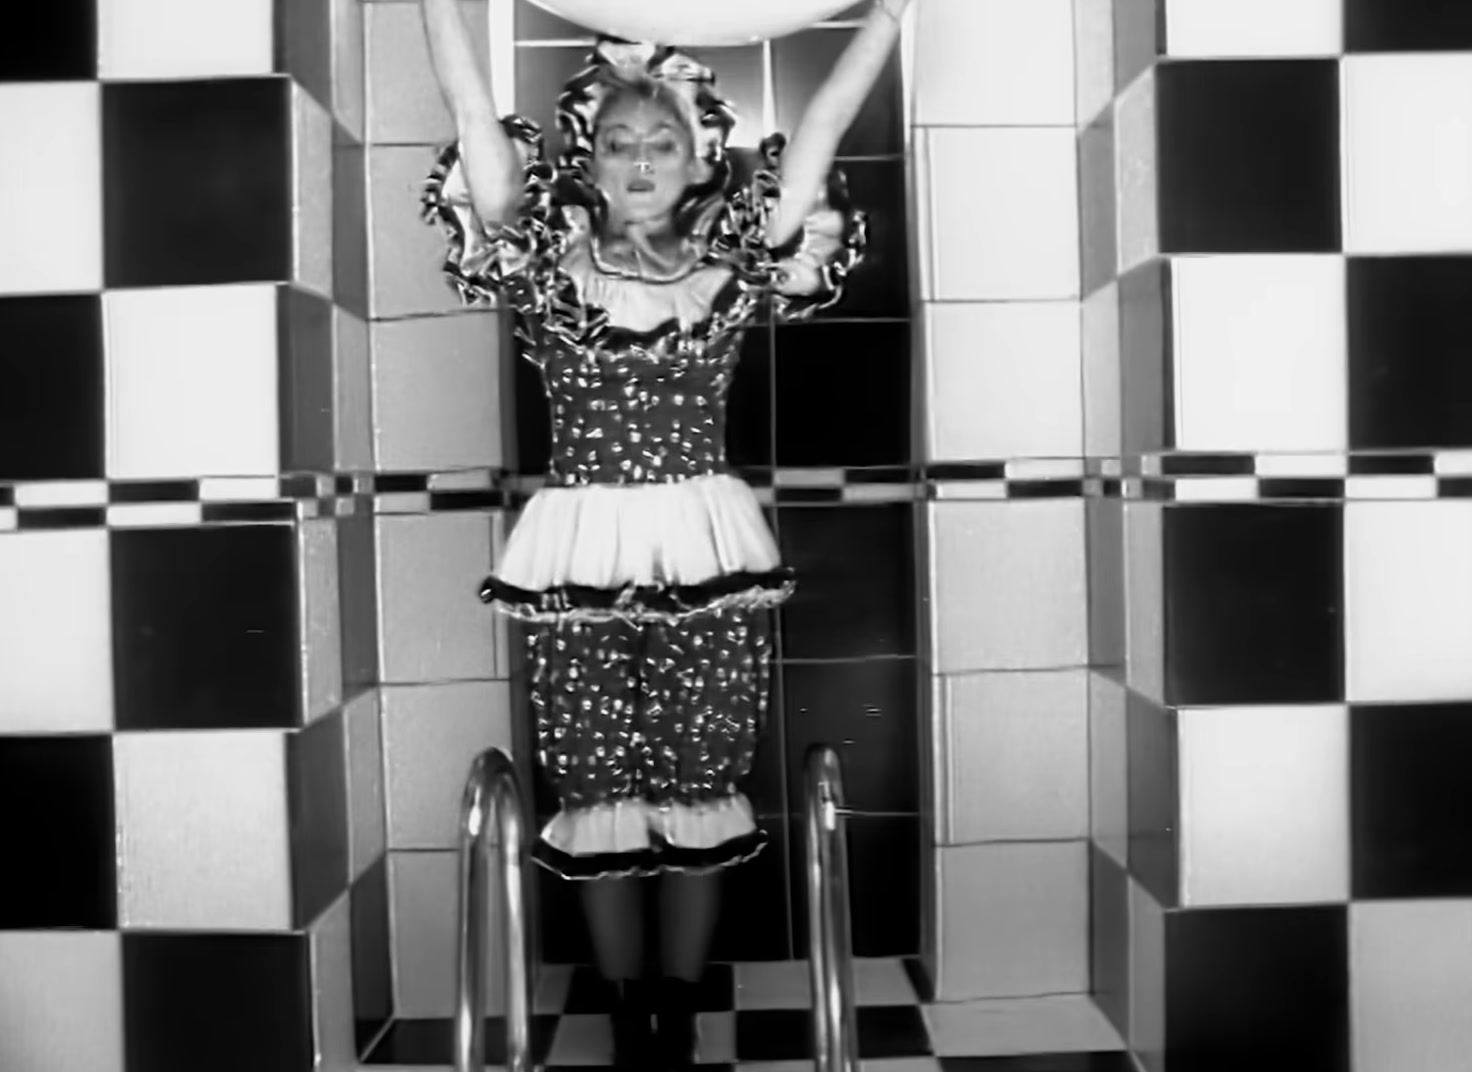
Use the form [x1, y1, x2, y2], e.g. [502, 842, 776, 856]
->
[359, 959, 1128, 1070]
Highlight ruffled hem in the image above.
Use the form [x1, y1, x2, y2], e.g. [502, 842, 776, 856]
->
[532, 796, 767, 880]
[481, 566, 794, 624]
[494, 473, 782, 592]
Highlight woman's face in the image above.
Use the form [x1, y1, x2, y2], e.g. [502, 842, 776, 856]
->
[590, 95, 704, 225]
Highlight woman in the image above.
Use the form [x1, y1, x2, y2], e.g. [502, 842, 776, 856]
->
[419, 2, 910, 1068]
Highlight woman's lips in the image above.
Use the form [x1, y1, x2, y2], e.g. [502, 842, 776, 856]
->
[627, 178, 655, 192]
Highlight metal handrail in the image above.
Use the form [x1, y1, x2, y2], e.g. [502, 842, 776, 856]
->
[454, 747, 533, 1072]
[803, 744, 859, 1072]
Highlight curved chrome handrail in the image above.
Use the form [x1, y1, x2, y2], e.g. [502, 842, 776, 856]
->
[454, 747, 533, 1072]
[804, 744, 860, 1072]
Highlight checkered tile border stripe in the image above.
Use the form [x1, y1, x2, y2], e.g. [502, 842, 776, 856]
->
[4, 450, 1472, 530]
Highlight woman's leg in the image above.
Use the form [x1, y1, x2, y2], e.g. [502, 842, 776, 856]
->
[580, 876, 646, 981]
[658, 870, 723, 981]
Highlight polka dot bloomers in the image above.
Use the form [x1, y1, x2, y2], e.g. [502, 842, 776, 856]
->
[420, 39, 866, 880]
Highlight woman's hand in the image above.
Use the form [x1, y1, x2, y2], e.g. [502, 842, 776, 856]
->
[764, 0, 912, 247]
[422, 0, 520, 226]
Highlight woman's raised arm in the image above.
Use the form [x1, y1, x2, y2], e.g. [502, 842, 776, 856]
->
[421, 0, 522, 225]
[766, 0, 912, 247]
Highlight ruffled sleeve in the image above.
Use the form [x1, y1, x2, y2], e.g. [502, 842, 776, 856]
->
[420, 115, 557, 316]
[717, 134, 868, 322]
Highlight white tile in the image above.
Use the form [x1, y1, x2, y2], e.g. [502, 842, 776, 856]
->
[366, 0, 489, 145]
[1074, 0, 1116, 128]
[114, 731, 293, 929]
[1178, 704, 1349, 906]
[371, 313, 503, 471]
[1171, 255, 1347, 453]
[1345, 502, 1472, 703]
[375, 512, 505, 684]
[1127, 876, 1166, 1071]
[380, 681, 515, 850]
[1082, 280, 1122, 458]
[1123, 501, 1163, 704]
[334, 307, 374, 471]
[390, 850, 510, 1016]
[1351, 900, 1472, 1072]
[1089, 671, 1129, 867]
[0, 932, 124, 1072]
[104, 285, 280, 480]
[97, 0, 274, 78]
[309, 892, 357, 1072]
[0, 531, 113, 733]
[0, 84, 102, 294]
[1163, 0, 1341, 56]
[923, 995, 1121, 1057]
[733, 959, 917, 1010]
[1343, 54, 1472, 254]
[924, 301, 1082, 462]
[369, 145, 473, 317]
[331, 0, 366, 139]
[298, 519, 344, 722]
[939, 669, 1089, 844]
[934, 841, 1089, 999]
[928, 500, 1088, 673]
[912, 0, 1075, 127]
[1114, 70, 1159, 274]
[344, 688, 386, 880]
[293, 84, 335, 299]
[921, 127, 1080, 301]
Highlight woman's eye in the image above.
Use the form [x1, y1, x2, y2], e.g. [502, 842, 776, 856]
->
[652, 141, 678, 155]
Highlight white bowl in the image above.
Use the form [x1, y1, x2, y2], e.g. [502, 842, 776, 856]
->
[525, 0, 860, 46]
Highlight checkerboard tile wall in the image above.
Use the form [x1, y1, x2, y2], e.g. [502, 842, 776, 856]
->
[1078, 2, 1472, 1070]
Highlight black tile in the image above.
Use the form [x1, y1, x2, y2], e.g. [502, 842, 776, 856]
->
[737, 1004, 930, 1062]
[123, 933, 313, 1072]
[711, 816, 793, 962]
[513, 45, 590, 160]
[1079, 109, 1118, 297]
[287, 713, 350, 928]
[941, 1057, 1136, 1072]
[774, 320, 909, 467]
[1119, 259, 1173, 456]
[0, 295, 104, 481]
[351, 857, 394, 1054]
[563, 964, 735, 1013]
[111, 525, 300, 729]
[821, 159, 911, 319]
[1126, 691, 1178, 908]
[1345, 0, 1472, 51]
[362, 1015, 560, 1065]
[740, 673, 787, 815]
[275, 0, 332, 110]
[279, 286, 336, 473]
[1155, 60, 1341, 254]
[333, 125, 369, 321]
[0, 736, 115, 929]
[1164, 906, 1350, 1072]
[1089, 845, 1130, 1041]
[782, 659, 918, 815]
[727, 325, 774, 468]
[0, 0, 96, 80]
[1351, 702, 1472, 898]
[1087, 498, 1126, 670]
[102, 79, 292, 288]
[1162, 504, 1344, 705]
[789, 814, 919, 959]
[513, 341, 553, 475]
[1348, 257, 1472, 451]
[1114, 0, 1162, 93]
[772, 29, 903, 159]
[777, 503, 915, 659]
[338, 511, 380, 693]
